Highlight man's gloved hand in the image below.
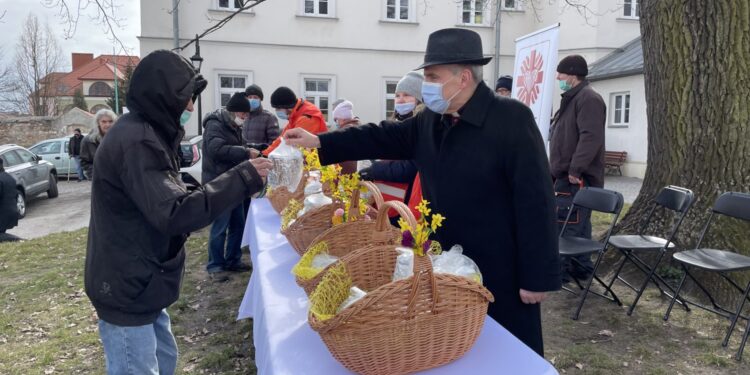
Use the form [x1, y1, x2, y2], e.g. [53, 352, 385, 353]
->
[359, 167, 373, 181]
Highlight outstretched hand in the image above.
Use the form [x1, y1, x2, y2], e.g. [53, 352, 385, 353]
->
[284, 128, 321, 149]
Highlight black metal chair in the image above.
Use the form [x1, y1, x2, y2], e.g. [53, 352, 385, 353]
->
[606, 185, 694, 315]
[559, 187, 625, 320]
[664, 192, 750, 360]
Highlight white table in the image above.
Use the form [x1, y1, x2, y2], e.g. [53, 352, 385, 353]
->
[239, 198, 559, 375]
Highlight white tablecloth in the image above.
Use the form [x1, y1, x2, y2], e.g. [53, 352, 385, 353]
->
[239, 198, 559, 375]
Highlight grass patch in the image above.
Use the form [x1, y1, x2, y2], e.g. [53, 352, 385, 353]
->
[699, 352, 731, 368]
[0, 228, 256, 374]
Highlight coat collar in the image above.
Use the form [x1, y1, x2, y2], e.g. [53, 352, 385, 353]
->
[450, 81, 494, 128]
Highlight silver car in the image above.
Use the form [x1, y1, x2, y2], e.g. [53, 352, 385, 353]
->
[0, 144, 59, 218]
[29, 136, 80, 178]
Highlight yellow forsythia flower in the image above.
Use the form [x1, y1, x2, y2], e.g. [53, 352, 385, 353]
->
[430, 214, 445, 232]
[416, 199, 432, 217]
[398, 217, 411, 233]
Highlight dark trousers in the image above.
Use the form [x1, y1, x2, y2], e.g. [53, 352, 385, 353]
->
[206, 204, 245, 272]
[555, 179, 594, 277]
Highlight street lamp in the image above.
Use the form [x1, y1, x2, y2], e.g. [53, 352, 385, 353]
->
[189, 34, 204, 135]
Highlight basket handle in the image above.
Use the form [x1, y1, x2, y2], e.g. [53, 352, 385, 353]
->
[374, 200, 417, 233]
[405, 249, 439, 318]
[348, 180, 385, 219]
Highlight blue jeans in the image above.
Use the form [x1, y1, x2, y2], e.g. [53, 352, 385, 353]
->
[72, 156, 86, 180]
[98, 309, 178, 375]
[207, 203, 245, 272]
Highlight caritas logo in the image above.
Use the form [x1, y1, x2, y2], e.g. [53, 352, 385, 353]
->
[517, 50, 544, 106]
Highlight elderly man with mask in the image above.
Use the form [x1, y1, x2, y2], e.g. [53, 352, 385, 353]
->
[202, 91, 260, 281]
[285, 28, 560, 356]
[84, 50, 273, 374]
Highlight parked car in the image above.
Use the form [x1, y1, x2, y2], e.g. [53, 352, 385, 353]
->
[0, 144, 58, 218]
[179, 135, 203, 185]
[29, 136, 83, 178]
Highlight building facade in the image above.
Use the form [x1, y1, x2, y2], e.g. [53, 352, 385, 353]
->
[140, 0, 640, 135]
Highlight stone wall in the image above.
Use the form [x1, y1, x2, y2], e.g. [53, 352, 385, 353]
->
[0, 108, 95, 147]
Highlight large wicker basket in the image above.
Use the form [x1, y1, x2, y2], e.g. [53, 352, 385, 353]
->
[308, 201, 494, 375]
[268, 172, 307, 215]
[296, 182, 402, 295]
[282, 200, 343, 256]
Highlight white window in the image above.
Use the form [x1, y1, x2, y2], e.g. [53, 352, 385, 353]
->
[501, 0, 523, 11]
[460, 0, 488, 26]
[301, 0, 335, 17]
[610, 92, 631, 126]
[384, 79, 399, 120]
[301, 75, 336, 123]
[217, 0, 243, 11]
[622, 0, 640, 19]
[214, 70, 252, 108]
[385, 0, 412, 21]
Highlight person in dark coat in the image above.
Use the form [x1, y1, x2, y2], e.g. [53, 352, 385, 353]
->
[243, 84, 280, 148]
[550, 54, 606, 281]
[0, 159, 21, 242]
[202, 92, 257, 281]
[84, 50, 272, 374]
[80, 109, 117, 180]
[495, 75, 513, 97]
[68, 128, 87, 181]
[284, 28, 561, 356]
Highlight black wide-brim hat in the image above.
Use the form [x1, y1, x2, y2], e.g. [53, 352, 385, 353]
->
[416, 28, 492, 70]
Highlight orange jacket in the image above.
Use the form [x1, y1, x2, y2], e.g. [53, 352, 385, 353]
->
[263, 99, 328, 156]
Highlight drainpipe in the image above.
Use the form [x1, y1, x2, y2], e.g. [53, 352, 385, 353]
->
[172, 0, 180, 50]
[493, 1, 502, 81]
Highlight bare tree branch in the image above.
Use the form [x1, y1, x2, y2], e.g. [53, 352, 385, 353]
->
[177, 0, 270, 52]
[42, 0, 132, 55]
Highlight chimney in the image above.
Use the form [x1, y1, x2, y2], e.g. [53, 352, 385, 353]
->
[72, 53, 94, 71]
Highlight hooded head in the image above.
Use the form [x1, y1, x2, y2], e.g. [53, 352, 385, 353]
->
[126, 50, 204, 146]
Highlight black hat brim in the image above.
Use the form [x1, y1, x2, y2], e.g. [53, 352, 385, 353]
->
[416, 56, 492, 70]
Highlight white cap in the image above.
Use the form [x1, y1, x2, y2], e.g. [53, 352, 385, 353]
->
[332, 100, 354, 121]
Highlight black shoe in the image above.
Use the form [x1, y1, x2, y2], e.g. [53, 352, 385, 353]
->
[208, 271, 230, 282]
[226, 262, 252, 273]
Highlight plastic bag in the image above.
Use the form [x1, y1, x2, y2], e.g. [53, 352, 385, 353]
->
[392, 247, 415, 282]
[337, 286, 367, 313]
[268, 138, 304, 192]
[311, 253, 339, 271]
[430, 245, 483, 284]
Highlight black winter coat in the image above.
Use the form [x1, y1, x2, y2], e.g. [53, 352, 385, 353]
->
[0, 171, 18, 231]
[68, 134, 84, 156]
[361, 159, 418, 202]
[318, 82, 561, 355]
[84, 50, 265, 327]
[202, 110, 249, 183]
[79, 132, 100, 179]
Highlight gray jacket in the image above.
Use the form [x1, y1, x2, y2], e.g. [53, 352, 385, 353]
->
[79, 130, 102, 179]
[242, 105, 280, 145]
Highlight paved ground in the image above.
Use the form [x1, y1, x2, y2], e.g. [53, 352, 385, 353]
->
[7, 179, 91, 240]
[604, 175, 643, 203]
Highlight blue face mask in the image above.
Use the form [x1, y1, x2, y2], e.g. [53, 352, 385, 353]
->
[422, 78, 461, 114]
[394, 102, 416, 116]
[276, 110, 288, 120]
[179, 110, 192, 126]
[558, 79, 573, 92]
[248, 98, 261, 111]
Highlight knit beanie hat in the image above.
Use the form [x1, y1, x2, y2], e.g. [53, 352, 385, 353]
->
[557, 55, 589, 76]
[396, 71, 424, 101]
[332, 100, 354, 121]
[495, 75, 513, 91]
[244, 84, 264, 100]
[226, 91, 251, 112]
[270, 86, 297, 109]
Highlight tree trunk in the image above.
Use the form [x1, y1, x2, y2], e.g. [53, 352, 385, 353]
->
[614, 0, 750, 305]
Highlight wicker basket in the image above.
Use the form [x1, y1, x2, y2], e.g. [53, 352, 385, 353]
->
[296, 182, 402, 295]
[282, 200, 343, 256]
[308, 201, 494, 375]
[268, 172, 307, 215]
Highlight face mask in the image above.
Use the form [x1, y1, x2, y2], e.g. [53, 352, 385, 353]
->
[276, 110, 288, 120]
[179, 110, 192, 126]
[394, 102, 416, 116]
[234, 116, 244, 126]
[558, 79, 573, 92]
[248, 98, 261, 111]
[422, 77, 462, 114]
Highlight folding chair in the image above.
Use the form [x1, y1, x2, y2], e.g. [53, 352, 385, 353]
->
[664, 192, 750, 360]
[606, 185, 694, 315]
[559, 187, 624, 320]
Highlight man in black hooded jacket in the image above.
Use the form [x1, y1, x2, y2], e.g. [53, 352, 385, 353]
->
[84, 50, 272, 374]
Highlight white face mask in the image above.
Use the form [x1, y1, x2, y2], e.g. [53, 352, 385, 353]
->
[234, 116, 244, 126]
